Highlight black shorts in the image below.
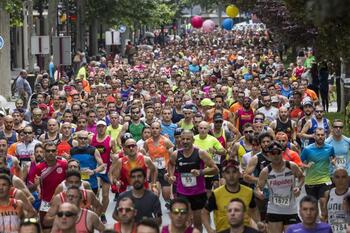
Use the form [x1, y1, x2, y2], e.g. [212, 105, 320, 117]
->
[305, 183, 331, 200]
[205, 175, 219, 190]
[177, 192, 207, 211]
[157, 169, 170, 187]
[266, 213, 300, 225]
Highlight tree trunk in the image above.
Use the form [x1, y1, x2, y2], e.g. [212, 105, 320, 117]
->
[0, 4, 12, 98]
[89, 19, 98, 56]
[76, 0, 86, 51]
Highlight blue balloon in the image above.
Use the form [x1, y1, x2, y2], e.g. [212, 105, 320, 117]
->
[222, 18, 234, 30]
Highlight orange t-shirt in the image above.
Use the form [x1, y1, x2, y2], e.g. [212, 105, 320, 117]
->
[229, 102, 242, 114]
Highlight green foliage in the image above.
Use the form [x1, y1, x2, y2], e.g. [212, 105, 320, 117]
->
[0, 0, 23, 27]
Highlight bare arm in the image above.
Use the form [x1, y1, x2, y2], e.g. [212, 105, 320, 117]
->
[199, 149, 219, 176]
[13, 176, 34, 203]
[16, 190, 37, 217]
[91, 211, 106, 232]
[89, 190, 103, 215]
[243, 156, 258, 184]
[256, 168, 268, 200]
[300, 121, 313, 139]
[108, 158, 122, 185]
[145, 156, 158, 185]
[93, 149, 105, 173]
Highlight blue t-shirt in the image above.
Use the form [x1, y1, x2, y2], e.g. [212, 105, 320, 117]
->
[161, 122, 177, 144]
[325, 136, 350, 174]
[286, 223, 332, 233]
[301, 143, 334, 185]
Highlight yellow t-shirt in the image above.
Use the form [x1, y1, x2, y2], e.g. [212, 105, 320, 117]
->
[213, 184, 254, 232]
[107, 124, 123, 151]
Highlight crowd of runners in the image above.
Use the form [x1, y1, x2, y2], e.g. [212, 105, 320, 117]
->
[1, 25, 349, 233]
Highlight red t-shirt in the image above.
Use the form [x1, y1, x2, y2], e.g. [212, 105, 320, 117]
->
[29, 159, 67, 202]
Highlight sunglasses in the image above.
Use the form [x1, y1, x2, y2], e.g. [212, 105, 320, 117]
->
[23, 218, 39, 224]
[125, 144, 137, 149]
[117, 207, 134, 213]
[57, 211, 77, 218]
[333, 126, 343, 129]
[254, 118, 264, 123]
[171, 208, 188, 215]
[315, 110, 324, 113]
[46, 149, 56, 153]
[23, 131, 33, 135]
[244, 130, 254, 134]
[78, 137, 88, 140]
[214, 120, 223, 124]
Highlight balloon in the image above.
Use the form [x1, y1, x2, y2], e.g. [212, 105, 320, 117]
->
[191, 16, 203, 29]
[226, 5, 239, 18]
[222, 18, 234, 30]
[202, 19, 215, 33]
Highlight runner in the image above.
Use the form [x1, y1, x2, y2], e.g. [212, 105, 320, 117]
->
[90, 120, 116, 223]
[162, 197, 201, 233]
[256, 141, 304, 233]
[144, 121, 174, 202]
[114, 197, 137, 233]
[38, 118, 61, 144]
[167, 130, 219, 231]
[203, 159, 260, 233]
[120, 106, 146, 142]
[231, 123, 254, 163]
[322, 168, 350, 233]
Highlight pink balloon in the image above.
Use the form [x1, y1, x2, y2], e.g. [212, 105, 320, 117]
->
[191, 16, 203, 29]
[202, 19, 215, 33]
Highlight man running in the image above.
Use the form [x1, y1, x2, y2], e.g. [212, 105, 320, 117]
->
[256, 141, 304, 233]
[114, 197, 137, 233]
[144, 121, 174, 202]
[167, 129, 219, 231]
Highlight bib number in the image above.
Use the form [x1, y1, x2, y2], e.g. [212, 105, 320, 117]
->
[154, 157, 165, 169]
[331, 224, 347, 233]
[39, 201, 50, 212]
[335, 156, 347, 167]
[181, 173, 197, 187]
[213, 154, 221, 164]
[272, 194, 290, 206]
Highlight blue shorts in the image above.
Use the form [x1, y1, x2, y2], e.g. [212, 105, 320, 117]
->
[98, 173, 110, 184]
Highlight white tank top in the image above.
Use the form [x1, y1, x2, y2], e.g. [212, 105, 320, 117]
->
[327, 187, 350, 233]
[267, 161, 297, 214]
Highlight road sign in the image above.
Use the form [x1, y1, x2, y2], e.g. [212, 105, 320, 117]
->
[119, 25, 126, 33]
[105, 31, 121, 45]
[0, 36, 4, 50]
[31, 36, 50, 54]
[52, 36, 71, 66]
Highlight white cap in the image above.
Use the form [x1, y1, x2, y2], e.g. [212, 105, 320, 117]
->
[96, 120, 107, 126]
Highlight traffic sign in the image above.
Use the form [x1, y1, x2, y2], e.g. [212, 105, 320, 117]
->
[52, 36, 71, 65]
[119, 25, 126, 33]
[31, 36, 50, 54]
[105, 31, 121, 45]
[0, 36, 4, 50]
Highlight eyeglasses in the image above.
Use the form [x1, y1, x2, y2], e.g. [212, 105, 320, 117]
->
[46, 149, 56, 153]
[334, 126, 343, 129]
[57, 211, 77, 218]
[214, 120, 223, 124]
[117, 207, 134, 213]
[23, 218, 39, 224]
[315, 110, 324, 113]
[244, 130, 254, 134]
[254, 118, 264, 123]
[125, 144, 137, 149]
[23, 131, 33, 135]
[171, 208, 188, 215]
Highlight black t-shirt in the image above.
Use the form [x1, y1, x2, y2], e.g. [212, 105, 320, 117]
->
[30, 121, 48, 138]
[219, 226, 261, 233]
[116, 190, 162, 222]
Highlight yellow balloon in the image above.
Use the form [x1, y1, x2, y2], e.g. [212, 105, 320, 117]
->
[226, 5, 239, 18]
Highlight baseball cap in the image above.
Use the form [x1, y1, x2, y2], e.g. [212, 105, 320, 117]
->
[174, 128, 183, 137]
[267, 141, 283, 152]
[121, 133, 133, 145]
[200, 98, 215, 107]
[222, 159, 240, 171]
[30, 99, 38, 105]
[213, 113, 223, 122]
[302, 100, 314, 107]
[96, 120, 107, 127]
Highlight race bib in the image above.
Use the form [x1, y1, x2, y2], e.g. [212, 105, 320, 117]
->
[154, 157, 165, 169]
[181, 173, 197, 187]
[335, 156, 347, 167]
[213, 154, 221, 164]
[271, 194, 290, 206]
[39, 201, 50, 212]
[81, 168, 90, 180]
[20, 161, 31, 170]
[331, 224, 347, 233]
